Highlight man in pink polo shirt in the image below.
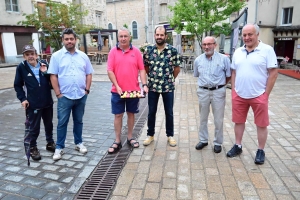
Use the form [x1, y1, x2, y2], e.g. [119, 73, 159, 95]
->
[107, 27, 148, 153]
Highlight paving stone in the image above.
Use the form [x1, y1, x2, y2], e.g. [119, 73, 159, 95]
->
[78, 166, 95, 178]
[2, 194, 31, 200]
[248, 173, 270, 189]
[131, 173, 147, 189]
[67, 178, 86, 193]
[126, 189, 143, 200]
[144, 183, 159, 199]
[112, 183, 130, 196]
[41, 181, 67, 193]
[21, 169, 41, 176]
[257, 189, 276, 199]
[3, 174, 25, 182]
[23, 177, 47, 187]
[20, 187, 48, 199]
[237, 181, 257, 196]
[177, 183, 191, 199]
[160, 189, 176, 200]
[1, 183, 26, 193]
[162, 178, 176, 189]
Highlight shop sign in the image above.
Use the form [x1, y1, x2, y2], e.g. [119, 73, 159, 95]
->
[275, 37, 296, 41]
[163, 23, 184, 31]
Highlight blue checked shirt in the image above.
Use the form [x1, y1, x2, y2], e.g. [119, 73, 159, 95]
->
[193, 51, 231, 87]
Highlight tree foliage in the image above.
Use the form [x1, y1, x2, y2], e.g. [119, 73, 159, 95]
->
[169, 0, 246, 47]
[18, 0, 92, 52]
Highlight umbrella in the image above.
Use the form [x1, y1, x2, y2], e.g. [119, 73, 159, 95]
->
[24, 110, 31, 166]
[97, 30, 103, 51]
[175, 33, 182, 55]
[219, 34, 225, 54]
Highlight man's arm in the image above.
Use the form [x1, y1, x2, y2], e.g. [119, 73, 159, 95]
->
[139, 69, 148, 93]
[265, 68, 278, 95]
[85, 74, 92, 94]
[144, 65, 149, 75]
[50, 74, 61, 97]
[14, 66, 29, 109]
[107, 70, 122, 95]
[173, 66, 180, 79]
[231, 69, 236, 90]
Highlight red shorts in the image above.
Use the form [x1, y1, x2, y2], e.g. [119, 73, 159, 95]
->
[232, 90, 269, 127]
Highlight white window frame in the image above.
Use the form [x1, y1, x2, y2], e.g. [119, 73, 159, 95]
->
[132, 21, 138, 40]
[281, 7, 293, 26]
[95, 11, 102, 28]
[5, 0, 19, 12]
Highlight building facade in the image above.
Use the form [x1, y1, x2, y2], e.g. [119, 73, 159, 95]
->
[243, 0, 300, 61]
[0, 0, 38, 63]
[0, 0, 107, 64]
[106, 0, 148, 48]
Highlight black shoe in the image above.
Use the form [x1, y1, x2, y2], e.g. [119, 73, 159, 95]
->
[46, 142, 56, 152]
[226, 144, 242, 157]
[254, 149, 265, 165]
[30, 146, 41, 160]
[214, 145, 222, 153]
[195, 142, 208, 150]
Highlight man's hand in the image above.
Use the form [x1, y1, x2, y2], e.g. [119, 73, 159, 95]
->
[40, 63, 47, 72]
[21, 100, 29, 109]
[116, 85, 123, 95]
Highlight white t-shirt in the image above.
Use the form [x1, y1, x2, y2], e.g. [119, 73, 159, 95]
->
[231, 41, 278, 99]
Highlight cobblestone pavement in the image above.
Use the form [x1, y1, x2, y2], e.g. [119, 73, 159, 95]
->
[0, 63, 120, 199]
[110, 71, 300, 200]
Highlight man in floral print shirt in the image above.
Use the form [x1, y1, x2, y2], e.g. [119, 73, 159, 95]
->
[143, 26, 181, 147]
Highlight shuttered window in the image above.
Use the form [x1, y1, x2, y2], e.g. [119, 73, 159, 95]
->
[14, 33, 33, 55]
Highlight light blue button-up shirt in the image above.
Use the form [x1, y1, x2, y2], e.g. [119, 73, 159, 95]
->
[28, 62, 41, 83]
[193, 51, 231, 88]
[48, 47, 94, 99]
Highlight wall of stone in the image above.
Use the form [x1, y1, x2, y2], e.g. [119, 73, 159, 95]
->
[106, 0, 147, 48]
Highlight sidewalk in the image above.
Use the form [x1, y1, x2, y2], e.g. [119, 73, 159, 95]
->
[110, 70, 300, 199]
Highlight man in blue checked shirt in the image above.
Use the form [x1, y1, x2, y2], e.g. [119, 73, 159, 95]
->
[48, 28, 94, 161]
[193, 36, 231, 153]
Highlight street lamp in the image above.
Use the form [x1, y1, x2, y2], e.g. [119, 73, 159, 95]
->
[144, 25, 148, 43]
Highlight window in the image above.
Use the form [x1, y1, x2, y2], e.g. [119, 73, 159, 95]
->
[108, 23, 113, 39]
[95, 11, 102, 28]
[282, 7, 293, 25]
[14, 33, 32, 54]
[132, 21, 138, 39]
[159, 4, 168, 22]
[5, 0, 19, 12]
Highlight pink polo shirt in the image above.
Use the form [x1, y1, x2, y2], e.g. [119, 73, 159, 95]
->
[107, 45, 144, 93]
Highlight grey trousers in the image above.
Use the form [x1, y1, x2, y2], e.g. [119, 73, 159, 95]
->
[197, 87, 226, 146]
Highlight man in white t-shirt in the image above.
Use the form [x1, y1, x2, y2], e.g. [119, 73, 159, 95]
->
[226, 24, 278, 165]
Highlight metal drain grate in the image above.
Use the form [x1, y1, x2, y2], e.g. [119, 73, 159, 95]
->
[75, 97, 148, 200]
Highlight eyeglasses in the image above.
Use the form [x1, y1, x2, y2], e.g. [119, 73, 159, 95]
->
[202, 43, 216, 47]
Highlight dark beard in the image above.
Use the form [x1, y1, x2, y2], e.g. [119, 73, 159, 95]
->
[155, 38, 166, 46]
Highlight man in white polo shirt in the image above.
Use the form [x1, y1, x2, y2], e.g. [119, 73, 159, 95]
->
[226, 24, 278, 165]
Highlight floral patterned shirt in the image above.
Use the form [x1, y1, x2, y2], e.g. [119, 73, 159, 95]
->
[143, 44, 181, 93]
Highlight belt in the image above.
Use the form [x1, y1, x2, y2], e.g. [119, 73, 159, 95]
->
[199, 85, 225, 90]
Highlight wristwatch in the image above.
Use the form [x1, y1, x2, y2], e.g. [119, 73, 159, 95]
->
[142, 84, 148, 87]
[85, 89, 90, 94]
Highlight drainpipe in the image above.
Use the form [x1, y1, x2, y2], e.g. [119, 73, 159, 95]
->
[275, 0, 280, 25]
[254, 0, 258, 23]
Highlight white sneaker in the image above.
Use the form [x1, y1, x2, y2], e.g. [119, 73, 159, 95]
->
[75, 143, 88, 154]
[53, 149, 64, 161]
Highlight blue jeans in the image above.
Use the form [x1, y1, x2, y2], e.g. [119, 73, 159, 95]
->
[56, 95, 87, 149]
[147, 91, 174, 137]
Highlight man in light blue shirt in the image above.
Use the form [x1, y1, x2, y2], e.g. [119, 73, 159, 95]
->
[48, 28, 94, 161]
[193, 36, 231, 154]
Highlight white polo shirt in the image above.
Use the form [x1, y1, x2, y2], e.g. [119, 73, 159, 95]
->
[231, 41, 278, 99]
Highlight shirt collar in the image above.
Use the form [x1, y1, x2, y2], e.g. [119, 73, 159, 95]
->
[242, 40, 262, 51]
[154, 43, 170, 50]
[62, 46, 78, 54]
[116, 43, 133, 50]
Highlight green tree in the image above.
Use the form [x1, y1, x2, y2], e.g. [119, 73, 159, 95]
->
[18, 0, 92, 52]
[169, 0, 246, 47]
